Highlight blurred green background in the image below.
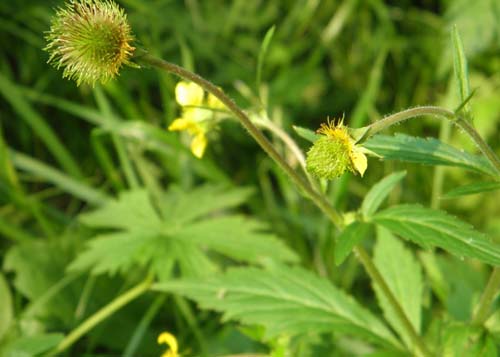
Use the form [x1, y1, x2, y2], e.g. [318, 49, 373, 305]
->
[1, 0, 500, 355]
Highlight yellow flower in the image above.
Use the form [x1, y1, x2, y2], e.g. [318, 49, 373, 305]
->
[306, 118, 368, 179]
[168, 81, 226, 158]
[158, 331, 179, 357]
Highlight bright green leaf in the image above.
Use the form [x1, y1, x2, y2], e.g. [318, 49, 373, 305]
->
[160, 185, 255, 225]
[373, 227, 423, 350]
[175, 215, 298, 263]
[292, 125, 319, 143]
[443, 181, 500, 199]
[154, 264, 402, 350]
[72, 187, 297, 277]
[361, 171, 406, 217]
[373, 204, 500, 266]
[363, 134, 497, 177]
[441, 323, 496, 356]
[334, 221, 372, 266]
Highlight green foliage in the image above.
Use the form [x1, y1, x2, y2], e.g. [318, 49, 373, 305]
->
[373, 227, 423, 351]
[361, 171, 407, 218]
[154, 264, 402, 350]
[70, 186, 297, 277]
[364, 134, 497, 177]
[3, 0, 500, 355]
[373, 204, 500, 266]
[334, 221, 372, 266]
[443, 181, 500, 199]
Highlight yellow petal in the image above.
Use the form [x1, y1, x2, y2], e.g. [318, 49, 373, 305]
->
[190, 132, 207, 158]
[351, 149, 368, 177]
[183, 107, 211, 122]
[168, 118, 195, 132]
[158, 332, 178, 357]
[175, 81, 204, 106]
[207, 93, 225, 109]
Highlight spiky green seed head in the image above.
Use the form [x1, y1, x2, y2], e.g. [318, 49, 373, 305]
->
[306, 118, 368, 180]
[306, 136, 352, 180]
[45, 0, 135, 86]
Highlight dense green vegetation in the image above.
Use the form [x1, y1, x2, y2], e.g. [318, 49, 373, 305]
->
[1, 0, 500, 356]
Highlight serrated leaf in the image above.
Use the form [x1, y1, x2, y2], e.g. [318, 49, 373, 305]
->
[73, 187, 296, 277]
[292, 125, 319, 143]
[363, 134, 497, 177]
[373, 227, 422, 351]
[175, 216, 298, 263]
[154, 265, 402, 350]
[361, 171, 406, 217]
[334, 222, 372, 266]
[160, 185, 254, 225]
[443, 181, 500, 199]
[80, 190, 161, 231]
[373, 204, 500, 266]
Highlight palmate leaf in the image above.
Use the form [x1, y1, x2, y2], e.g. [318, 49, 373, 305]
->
[373, 204, 500, 266]
[70, 187, 297, 277]
[153, 264, 402, 350]
[363, 134, 497, 177]
[373, 227, 423, 351]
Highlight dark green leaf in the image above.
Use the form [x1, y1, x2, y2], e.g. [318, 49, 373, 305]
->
[154, 265, 402, 350]
[443, 181, 500, 199]
[373, 227, 423, 350]
[361, 171, 406, 217]
[334, 221, 372, 266]
[364, 134, 496, 177]
[373, 204, 500, 266]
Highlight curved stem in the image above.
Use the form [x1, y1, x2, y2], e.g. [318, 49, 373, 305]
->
[366, 106, 455, 136]
[140, 54, 343, 227]
[51, 277, 152, 355]
[365, 106, 500, 176]
[139, 55, 431, 355]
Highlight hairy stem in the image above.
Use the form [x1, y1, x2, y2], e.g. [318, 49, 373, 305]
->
[139, 54, 431, 355]
[140, 53, 343, 227]
[366, 106, 500, 327]
[51, 277, 152, 355]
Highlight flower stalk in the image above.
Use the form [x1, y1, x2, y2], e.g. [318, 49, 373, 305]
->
[137, 53, 431, 356]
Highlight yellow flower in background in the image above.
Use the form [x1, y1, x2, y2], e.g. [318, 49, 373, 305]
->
[158, 331, 179, 357]
[306, 118, 368, 180]
[168, 81, 226, 158]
